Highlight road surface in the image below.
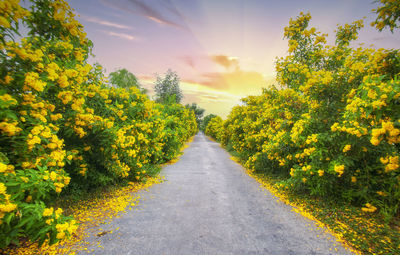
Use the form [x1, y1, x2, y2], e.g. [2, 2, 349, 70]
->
[80, 133, 352, 255]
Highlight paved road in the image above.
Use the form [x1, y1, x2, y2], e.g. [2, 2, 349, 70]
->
[80, 133, 353, 255]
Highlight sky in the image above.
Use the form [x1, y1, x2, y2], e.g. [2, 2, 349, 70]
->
[67, 0, 400, 118]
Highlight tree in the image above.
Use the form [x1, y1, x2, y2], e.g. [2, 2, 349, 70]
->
[200, 114, 217, 132]
[154, 69, 183, 104]
[109, 68, 140, 89]
[185, 103, 205, 126]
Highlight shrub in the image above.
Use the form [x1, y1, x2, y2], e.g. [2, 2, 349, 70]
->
[207, 11, 400, 220]
[0, 0, 197, 247]
[204, 116, 224, 141]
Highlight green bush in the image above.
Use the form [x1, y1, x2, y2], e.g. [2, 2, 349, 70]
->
[0, 0, 197, 247]
[207, 11, 400, 220]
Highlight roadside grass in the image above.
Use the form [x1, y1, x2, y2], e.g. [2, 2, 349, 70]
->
[221, 142, 400, 255]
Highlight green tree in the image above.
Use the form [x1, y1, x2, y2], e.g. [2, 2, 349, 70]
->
[200, 114, 217, 132]
[154, 69, 183, 104]
[185, 103, 205, 127]
[109, 68, 140, 89]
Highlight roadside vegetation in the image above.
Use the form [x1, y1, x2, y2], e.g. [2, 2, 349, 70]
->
[0, 0, 197, 250]
[205, 1, 400, 254]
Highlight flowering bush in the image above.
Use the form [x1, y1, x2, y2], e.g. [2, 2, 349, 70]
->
[207, 10, 400, 219]
[204, 116, 224, 141]
[0, 0, 197, 247]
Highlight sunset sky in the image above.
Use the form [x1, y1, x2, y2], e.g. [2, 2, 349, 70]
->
[68, 0, 400, 118]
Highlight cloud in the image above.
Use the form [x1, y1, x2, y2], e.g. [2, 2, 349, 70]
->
[101, 30, 136, 40]
[181, 87, 240, 103]
[100, 0, 186, 30]
[81, 15, 132, 29]
[183, 69, 268, 95]
[182, 73, 228, 90]
[137, 74, 154, 81]
[211, 55, 239, 70]
[180, 55, 195, 69]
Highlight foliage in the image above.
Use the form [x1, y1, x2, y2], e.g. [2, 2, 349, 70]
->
[372, 0, 400, 32]
[204, 116, 224, 141]
[108, 68, 140, 89]
[206, 10, 400, 221]
[200, 113, 217, 132]
[154, 69, 183, 104]
[0, 0, 197, 248]
[155, 102, 198, 162]
[185, 103, 205, 127]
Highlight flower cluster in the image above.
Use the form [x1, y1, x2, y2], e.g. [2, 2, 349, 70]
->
[204, 116, 224, 141]
[206, 10, 400, 220]
[0, 0, 197, 248]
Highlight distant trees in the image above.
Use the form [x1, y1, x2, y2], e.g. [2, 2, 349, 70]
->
[200, 114, 217, 132]
[185, 103, 205, 127]
[154, 69, 183, 104]
[109, 68, 140, 89]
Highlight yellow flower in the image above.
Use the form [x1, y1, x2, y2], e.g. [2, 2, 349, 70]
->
[370, 137, 380, 146]
[0, 16, 10, 28]
[334, 164, 345, 177]
[56, 231, 65, 239]
[0, 163, 7, 173]
[24, 72, 46, 92]
[342, 144, 351, 153]
[318, 170, 324, 176]
[361, 203, 377, 213]
[43, 207, 54, 217]
[0, 183, 6, 194]
[0, 203, 17, 212]
[0, 94, 17, 106]
[377, 191, 387, 196]
[0, 121, 22, 136]
[50, 171, 57, 181]
[21, 162, 31, 169]
[55, 208, 63, 218]
[57, 74, 69, 88]
[380, 157, 389, 164]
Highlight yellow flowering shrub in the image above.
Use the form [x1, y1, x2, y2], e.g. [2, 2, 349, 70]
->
[0, 0, 197, 248]
[204, 116, 224, 141]
[155, 102, 197, 161]
[208, 9, 400, 220]
[371, 0, 400, 32]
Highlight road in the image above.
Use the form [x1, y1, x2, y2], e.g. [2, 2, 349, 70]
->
[80, 133, 353, 255]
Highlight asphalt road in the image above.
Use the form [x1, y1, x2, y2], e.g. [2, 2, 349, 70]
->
[80, 133, 353, 255]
